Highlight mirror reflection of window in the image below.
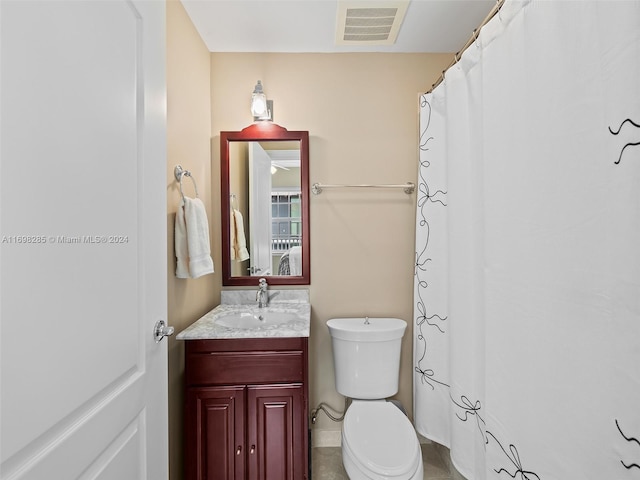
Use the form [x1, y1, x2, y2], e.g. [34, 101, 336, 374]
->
[272, 192, 301, 251]
[271, 192, 302, 275]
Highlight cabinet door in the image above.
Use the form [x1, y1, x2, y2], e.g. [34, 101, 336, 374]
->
[185, 386, 246, 480]
[247, 384, 306, 480]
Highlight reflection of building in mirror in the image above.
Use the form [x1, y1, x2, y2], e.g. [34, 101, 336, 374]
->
[272, 191, 302, 275]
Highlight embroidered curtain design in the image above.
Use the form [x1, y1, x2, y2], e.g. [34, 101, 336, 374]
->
[413, 1, 640, 478]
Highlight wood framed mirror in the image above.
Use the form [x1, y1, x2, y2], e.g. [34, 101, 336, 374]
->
[221, 123, 310, 286]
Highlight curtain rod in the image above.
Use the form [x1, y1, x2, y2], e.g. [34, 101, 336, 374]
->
[426, 0, 505, 94]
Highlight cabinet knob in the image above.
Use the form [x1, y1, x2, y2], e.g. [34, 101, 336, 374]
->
[250, 445, 256, 454]
[236, 446, 242, 456]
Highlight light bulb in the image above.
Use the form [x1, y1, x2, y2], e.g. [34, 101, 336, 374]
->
[251, 96, 267, 116]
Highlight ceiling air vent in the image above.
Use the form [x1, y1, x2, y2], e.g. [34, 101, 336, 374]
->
[336, 1, 409, 46]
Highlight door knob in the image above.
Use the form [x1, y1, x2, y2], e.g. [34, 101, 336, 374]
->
[154, 320, 175, 343]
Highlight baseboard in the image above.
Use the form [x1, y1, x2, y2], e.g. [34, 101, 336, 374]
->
[311, 429, 342, 447]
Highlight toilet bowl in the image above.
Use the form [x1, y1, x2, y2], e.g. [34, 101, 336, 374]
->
[341, 400, 423, 480]
[327, 318, 423, 480]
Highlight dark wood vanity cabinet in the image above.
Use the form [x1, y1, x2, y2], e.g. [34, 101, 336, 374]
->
[184, 337, 309, 480]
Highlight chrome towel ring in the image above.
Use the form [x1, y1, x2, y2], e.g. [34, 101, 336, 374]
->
[174, 165, 199, 200]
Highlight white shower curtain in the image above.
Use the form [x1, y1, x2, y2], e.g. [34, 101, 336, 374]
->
[413, 1, 640, 479]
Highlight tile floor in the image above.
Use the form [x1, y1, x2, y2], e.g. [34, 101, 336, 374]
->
[311, 442, 466, 479]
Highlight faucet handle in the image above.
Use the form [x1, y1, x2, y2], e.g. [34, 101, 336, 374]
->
[258, 278, 268, 289]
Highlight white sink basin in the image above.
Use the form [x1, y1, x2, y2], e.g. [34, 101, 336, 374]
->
[215, 309, 301, 329]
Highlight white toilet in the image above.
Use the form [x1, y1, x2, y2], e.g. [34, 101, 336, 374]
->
[327, 317, 423, 480]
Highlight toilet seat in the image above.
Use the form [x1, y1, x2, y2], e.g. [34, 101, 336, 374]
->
[342, 400, 422, 479]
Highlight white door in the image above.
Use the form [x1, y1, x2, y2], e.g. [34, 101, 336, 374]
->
[248, 142, 272, 276]
[0, 1, 168, 479]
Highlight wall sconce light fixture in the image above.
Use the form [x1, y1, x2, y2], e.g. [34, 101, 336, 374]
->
[251, 80, 273, 121]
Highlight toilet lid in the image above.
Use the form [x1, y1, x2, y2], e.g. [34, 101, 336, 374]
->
[343, 401, 420, 478]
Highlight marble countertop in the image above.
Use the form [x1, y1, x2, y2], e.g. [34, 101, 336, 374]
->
[176, 289, 310, 340]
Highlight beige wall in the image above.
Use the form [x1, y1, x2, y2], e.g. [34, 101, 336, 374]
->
[210, 53, 451, 441]
[166, 2, 220, 479]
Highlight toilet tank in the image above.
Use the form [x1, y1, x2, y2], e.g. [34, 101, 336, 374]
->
[327, 317, 406, 399]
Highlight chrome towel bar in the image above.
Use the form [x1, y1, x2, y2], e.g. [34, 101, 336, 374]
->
[311, 182, 415, 195]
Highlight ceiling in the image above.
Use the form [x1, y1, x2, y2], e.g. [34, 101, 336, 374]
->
[180, 0, 496, 53]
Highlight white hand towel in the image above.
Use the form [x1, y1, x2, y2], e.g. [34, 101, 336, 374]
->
[289, 246, 302, 275]
[184, 196, 214, 278]
[232, 209, 250, 262]
[174, 200, 190, 278]
[230, 208, 237, 261]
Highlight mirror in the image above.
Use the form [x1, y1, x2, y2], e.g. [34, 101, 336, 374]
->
[221, 123, 310, 286]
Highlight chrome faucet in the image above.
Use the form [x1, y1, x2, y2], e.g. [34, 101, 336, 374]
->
[256, 278, 268, 308]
